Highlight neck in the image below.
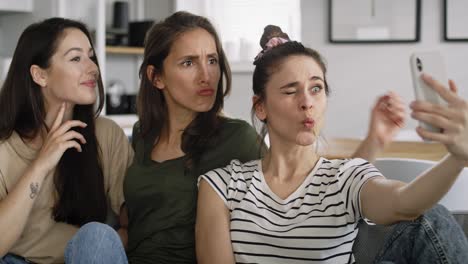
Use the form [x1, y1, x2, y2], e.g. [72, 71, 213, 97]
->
[45, 103, 74, 129]
[159, 107, 197, 148]
[262, 135, 320, 182]
[29, 101, 75, 149]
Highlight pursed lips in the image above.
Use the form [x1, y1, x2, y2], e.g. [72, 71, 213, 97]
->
[81, 80, 96, 88]
[302, 117, 315, 129]
[197, 88, 215, 96]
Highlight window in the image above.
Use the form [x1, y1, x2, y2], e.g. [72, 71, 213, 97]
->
[175, 0, 301, 63]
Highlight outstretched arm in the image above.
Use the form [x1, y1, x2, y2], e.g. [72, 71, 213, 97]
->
[196, 180, 235, 264]
[361, 75, 468, 225]
[353, 92, 406, 162]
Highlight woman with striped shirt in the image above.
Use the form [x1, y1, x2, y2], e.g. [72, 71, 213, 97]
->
[196, 25, 468, 263]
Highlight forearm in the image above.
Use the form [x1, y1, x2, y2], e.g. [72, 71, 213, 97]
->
[117, 204, 128, 249]
[396, 154, 465, 215]
[352, 135, 383, 163]
[0, 163, 47, 256]
[117, 227, 128, 250]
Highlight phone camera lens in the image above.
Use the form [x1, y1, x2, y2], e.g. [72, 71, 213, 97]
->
[416, 57, 423, 71]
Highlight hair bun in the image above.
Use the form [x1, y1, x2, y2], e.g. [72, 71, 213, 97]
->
[259, 25, 290, 49]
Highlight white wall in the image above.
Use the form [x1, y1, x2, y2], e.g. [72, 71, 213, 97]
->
[224, 0, 468, 139]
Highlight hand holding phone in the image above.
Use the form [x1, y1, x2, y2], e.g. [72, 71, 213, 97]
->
[410, 51, 448, 133]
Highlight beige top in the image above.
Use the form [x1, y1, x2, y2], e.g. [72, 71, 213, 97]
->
[0, 117, 134, 264]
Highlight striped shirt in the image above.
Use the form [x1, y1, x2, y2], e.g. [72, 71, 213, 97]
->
[199, 157, 382, 264]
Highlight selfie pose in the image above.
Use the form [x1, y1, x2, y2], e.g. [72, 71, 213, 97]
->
[123, 12, 404, 264]
[0, 18, 133, 264]
[196, 25, 468, 264]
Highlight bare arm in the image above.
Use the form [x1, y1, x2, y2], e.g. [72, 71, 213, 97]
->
[117, 204, 128, 250]
[0, 164, 49, 256]
[361, 154, 464, 225]
[196, 179, 235, 264]
[353, 92, 405, 162]
[0, 103, 86, 256]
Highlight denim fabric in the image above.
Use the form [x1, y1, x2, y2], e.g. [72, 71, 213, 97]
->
[0, 255, 29, 264]
[374, 205, 468, 264]
[64, 222, 128, 264]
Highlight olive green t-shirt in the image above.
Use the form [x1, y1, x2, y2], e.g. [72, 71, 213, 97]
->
[124, 118, 262, 264]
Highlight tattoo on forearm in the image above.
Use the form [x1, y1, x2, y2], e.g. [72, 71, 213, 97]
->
[29, 182, 39, 199]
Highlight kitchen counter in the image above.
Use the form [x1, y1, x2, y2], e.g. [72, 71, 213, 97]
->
[319, 138, 450, 162]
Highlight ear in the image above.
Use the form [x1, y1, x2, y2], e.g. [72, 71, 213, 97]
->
[30, 65, 48, 88]
[146, 65, 165, 90]
[253, 95, 267, 121]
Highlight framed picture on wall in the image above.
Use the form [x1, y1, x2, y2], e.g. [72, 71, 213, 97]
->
[329, 0, 421, 43]
[444, 0, 468, 41]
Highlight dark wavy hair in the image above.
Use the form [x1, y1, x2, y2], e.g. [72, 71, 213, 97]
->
[0, 17, 107, 226]
[137, 11, 231, 168]
[251, 25, 330, 144]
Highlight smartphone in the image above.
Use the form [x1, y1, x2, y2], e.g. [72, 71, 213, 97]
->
[410, 51, 448, 133]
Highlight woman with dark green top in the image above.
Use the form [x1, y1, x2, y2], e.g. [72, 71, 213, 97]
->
[122, 11, 405, 264]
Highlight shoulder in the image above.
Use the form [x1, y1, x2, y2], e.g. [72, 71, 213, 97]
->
[203, 159, 259, 184]
[95, 116, 123, 133]
[339, 158, 373, 171]
[220, 118, 252, 130]
[199, 159, 259, 203]
[94, 116, 130, 150]
[325, 158, 380, 180]
[219, 118, 255, 135]
[218, 118, 257, 142]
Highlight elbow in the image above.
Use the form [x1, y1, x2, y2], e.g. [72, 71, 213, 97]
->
[0, 248, 8, 259]
[390, 196, 424, 224]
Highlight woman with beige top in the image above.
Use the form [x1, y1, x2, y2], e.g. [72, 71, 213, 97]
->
[0, 18, 132, 264]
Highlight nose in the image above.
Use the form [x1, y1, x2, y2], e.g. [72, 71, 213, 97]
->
[87, 57, 99, 78]
[300, 92, 313, 111]
[198, 64, 210, 84]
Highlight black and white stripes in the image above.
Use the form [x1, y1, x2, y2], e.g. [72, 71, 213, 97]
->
[199, 158, 382, 264]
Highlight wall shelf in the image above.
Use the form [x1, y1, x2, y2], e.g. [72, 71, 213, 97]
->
[106, 46, 144, 55]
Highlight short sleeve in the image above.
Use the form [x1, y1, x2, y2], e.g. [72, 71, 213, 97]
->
[337, 158, 383, 221]
[98, 118, 135, 214]
[198, 164, 233, 206]
[0, 169, 7, 200]
[198, 159, 248, 210]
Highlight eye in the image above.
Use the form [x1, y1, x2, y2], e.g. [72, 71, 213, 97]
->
[182, 60, 193, 67]
[283, 89, 296, 95]
[310, 85, 322, 93]
[208, 57, 218, 64]
[71, 56, 81, 62]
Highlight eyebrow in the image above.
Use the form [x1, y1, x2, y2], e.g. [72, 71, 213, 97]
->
[177, 53, 218, 60]
[64, 47, 94, 56]
[279, 76, 325, 89]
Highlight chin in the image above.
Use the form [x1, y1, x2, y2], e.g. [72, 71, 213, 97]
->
[194, 102, 216, 113]
[295, 134, 317, 146]
[75, 96, 97, 105]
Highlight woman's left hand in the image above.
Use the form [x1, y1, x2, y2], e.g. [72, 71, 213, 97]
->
[410, 74, 468, 163]
[368, 91, 406, 148]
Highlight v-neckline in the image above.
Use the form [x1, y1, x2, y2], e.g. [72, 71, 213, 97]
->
[256, 157, 324, 203]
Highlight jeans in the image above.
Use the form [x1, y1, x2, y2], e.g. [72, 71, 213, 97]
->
[64, 222, 128, 264]
[374, 205, 468, 264]
[0, 255, 30, 264]
[1, 222, 127, 264]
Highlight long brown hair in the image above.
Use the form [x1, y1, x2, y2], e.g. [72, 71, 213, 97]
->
[0, 17, 107, 226]
[137, 11, 232, 168]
